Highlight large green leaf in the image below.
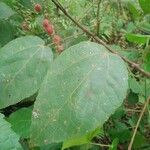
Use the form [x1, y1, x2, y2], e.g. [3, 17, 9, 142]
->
[30, 41, 128, 146]
[0, 2, 15, 19]
[0, 36, 53, 109]
[139, 0, 150, 14]
[6, 107, 33, 138]
[0, 113, 22, 150]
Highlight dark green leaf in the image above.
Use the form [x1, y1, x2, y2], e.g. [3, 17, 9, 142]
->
[0, 20, 16, 47]
[133, 132, 148, 149]
[129, 76, 142, 94]
[127, 91, 139, 104]
[6, 107, 33, 138]
[108, 122, 131, 143]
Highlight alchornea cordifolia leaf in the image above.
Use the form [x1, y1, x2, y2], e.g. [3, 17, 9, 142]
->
[0, 36, 53, 109]
[30, 41, 128, 146]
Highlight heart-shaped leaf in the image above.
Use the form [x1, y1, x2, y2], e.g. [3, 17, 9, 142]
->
[0, 36, 53, 109]
[30, 41, 128, 146]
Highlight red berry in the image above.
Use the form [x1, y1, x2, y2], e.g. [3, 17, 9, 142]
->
[21, 22, 29, 31]
[45, 24, 53, 35]
[43, 19, 49, 28]
[57, 45, 64, 53]
[34, 4, 42, 12]
[53, 35, 62, 45]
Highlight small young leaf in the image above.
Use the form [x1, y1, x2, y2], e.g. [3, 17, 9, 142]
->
[62, 127, 102, 149]
[128, 2, 141, 20]
[109, 138, 119, 150]
[126, 33, 150, 45]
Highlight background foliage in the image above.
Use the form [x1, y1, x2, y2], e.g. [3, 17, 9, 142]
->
[0, 0, 150, 150]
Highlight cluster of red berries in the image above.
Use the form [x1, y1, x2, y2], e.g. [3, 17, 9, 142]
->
[34, 3, 64, 53]
[42, 18, 64, 53]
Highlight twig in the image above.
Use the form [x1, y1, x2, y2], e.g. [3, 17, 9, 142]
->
[128, 96, 150, 150]
[51, 0, 150, 78]
[96, 0, 101, 36]
[90, 142, 111, 147]
[125, 108, 141, 113]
